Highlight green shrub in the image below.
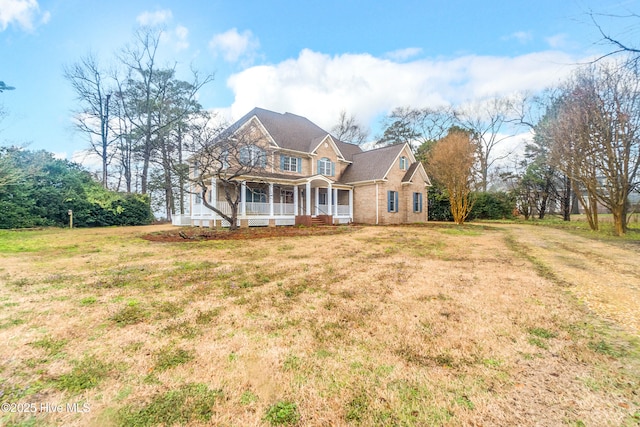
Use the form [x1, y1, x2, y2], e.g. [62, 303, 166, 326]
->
[469, 192, 515, 220]
[427, 186, 453, 221]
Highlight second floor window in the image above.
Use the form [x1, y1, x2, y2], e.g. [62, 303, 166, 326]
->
[318, 157, 334, 176]
[281, 155, 301, 172]
[220, 149, 229, 169]
[399, 156, 408, 170]
[239, 145, 266, 168]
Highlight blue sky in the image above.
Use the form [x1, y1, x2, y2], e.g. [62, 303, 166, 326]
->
[1, 0, 638, 167]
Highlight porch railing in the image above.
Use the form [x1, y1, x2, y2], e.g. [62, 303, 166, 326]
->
[197, 200, 347, 217]
[318, 203, 351, 216]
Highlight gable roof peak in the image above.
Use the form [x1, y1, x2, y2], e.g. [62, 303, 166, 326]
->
[230, 107, 363, 160]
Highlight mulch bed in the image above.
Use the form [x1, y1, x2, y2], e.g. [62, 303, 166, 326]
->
[140, 225, 361, 242]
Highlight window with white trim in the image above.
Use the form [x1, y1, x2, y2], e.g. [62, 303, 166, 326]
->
[318, 157, 334, 176]
[245, 187, 267, 203]
[387, 190, 398, 213]
[221, 149, 229, 169]
[319, 191, 327, 205]
[413, 192, 423, 213]
[239, 145, 266, 167]
[399, 156, 408, 170]
[281, 155, 301, 172]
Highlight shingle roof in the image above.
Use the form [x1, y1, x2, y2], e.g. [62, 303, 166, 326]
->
[225, 108, 416, 184]
[340, 143, 405, 183]
[236, 107, 362, 160]
[402, 162, 420, 183]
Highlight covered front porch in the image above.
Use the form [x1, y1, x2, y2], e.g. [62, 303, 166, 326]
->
[187, 176, 353, 227]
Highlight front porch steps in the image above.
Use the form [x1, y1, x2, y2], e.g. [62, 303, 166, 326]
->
[295, 215, 335, 226]
[310, 217, 326, 226]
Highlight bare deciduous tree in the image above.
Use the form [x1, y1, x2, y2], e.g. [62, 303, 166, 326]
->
[547, 63, 640, 235]
[590, 11, 640, 69]
[456, 96, 520, 192]
[63, 54, 114, 188]
[378, 106, 456, 150]
[188, 114, 272, 231]
[331, 110, 368, 145]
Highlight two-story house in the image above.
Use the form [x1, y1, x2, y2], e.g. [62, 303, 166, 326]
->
[183, 107, 430, 227]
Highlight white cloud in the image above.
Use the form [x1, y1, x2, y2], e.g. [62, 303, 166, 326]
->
[226, 48, 586, 134]
[0, 0, 48, 31]
[503, 31, 533, 44]
[209, 28, 259, 64]
[385, 47, 423, 61]
[136, 9, 172, 26]
[545, 33, 568, 49]
[159, 24, 189, 51]
[71, 150, 102, 172]
[174, 25, 189, 50]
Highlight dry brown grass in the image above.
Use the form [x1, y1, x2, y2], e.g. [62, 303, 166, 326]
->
[0, 224, 638, 426]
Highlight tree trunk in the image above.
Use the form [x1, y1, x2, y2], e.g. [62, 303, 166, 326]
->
[562, 175, 571, 221]
[140, 135, 152, 194]
[611, 200, 628, 236]
[538, 194, 548, 219]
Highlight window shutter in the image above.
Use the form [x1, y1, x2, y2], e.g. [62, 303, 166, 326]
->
[280, 155, 285, 170]
[297, 158, 302, 173]
[331, 162, 335, 176]
[387, 191, 392, 212]
[317, 160, 321, 175]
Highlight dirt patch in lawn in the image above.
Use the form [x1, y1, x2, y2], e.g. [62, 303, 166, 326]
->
[140, 224, 360, 242]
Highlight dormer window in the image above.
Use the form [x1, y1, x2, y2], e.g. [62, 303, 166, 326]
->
[399, 156, 408, 170]
[318, 157, 334, 176]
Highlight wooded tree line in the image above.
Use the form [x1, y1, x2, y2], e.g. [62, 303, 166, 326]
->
[59, 22, 639, 235]
[372, 59, 640, 235]
[0, 147, 153, 228]
[64, 27, 214, 221]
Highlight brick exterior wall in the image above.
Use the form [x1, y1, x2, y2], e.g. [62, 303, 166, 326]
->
[352, 146, 428, 224]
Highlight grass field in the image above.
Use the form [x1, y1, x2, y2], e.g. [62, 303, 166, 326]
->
[0, 223, 639, 426]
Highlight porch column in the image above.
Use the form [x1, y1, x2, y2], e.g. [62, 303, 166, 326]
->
[305, 181, 311, 215]
[349, 188, 354, 220]
[315, 187, 319, 216]
[269, 183, 274, 217]
[211, 177, 217, 220]
[327, 182, 332, 217]
[240, 181, 247, 217]
[333, 188, 338, 216]
[293, 185, 299, 216]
